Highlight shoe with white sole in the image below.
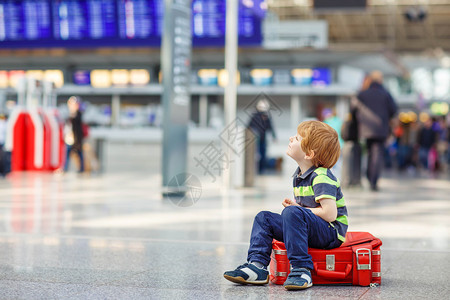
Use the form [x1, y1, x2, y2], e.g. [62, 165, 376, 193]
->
[223, 263, 269, 285]
[283, 268, 313, 290]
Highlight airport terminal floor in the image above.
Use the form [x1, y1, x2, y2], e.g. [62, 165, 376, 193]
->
[0, 166, 449, 299]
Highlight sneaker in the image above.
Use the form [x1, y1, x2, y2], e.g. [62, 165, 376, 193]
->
[283, 268, 313, 290]
[223, 263, 269, 285]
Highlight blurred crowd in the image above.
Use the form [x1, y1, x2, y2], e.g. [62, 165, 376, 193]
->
[386, 113, 450, 174]
[337, 71, 450, 192]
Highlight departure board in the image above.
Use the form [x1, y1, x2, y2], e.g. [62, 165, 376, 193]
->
[118, 0, 153, 39]
[192, 0, 225, 39]
[52, 0, 117, 40]
[0, 0, 52, 41]
[192, 0, 262, 46]
[0, 0, 265, 48]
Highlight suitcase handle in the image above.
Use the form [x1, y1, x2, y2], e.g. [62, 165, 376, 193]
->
[313, 263, 352, 280]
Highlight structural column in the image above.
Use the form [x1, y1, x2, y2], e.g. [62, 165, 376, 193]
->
[336, 96, 350, 121]
[290, 95, 300, 129]
[111, 94, 121, 127]
[199, 94, 208, 127]
[161, 0, 192, 194]
[222, 0, 238, 189]
[0, 91, 5, 113]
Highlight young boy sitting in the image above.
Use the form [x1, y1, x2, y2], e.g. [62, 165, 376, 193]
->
[224, 120, 348, 290]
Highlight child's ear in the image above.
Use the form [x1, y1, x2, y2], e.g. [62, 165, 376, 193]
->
[304, 150, 315, 160]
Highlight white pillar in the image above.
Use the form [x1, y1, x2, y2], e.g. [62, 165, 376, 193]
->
[233, 125, 245, 187]
[199, 94, 208, 127]
[290, 95, 300, 129]
[0, 91, 5, 113]
[336, 96, 349, 121]
[111, 94, 121, 127]
[223, 0, 238, 190]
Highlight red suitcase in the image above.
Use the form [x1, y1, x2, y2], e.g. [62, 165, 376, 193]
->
[270, 231, 382, 286]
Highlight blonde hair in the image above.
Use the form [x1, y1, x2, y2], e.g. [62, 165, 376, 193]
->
[297, 120, 340, 168]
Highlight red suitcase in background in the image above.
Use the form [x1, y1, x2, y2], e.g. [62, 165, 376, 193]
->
[270, 232, 382, 286]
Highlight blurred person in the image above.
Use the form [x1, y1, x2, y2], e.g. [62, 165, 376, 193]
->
[63, 96, 84, 173]
[0, 114, 5, 147]
[409, 119, 421, 170]
[436, 117, 448, 172]
[224, 121, 347, 290]
[395, 119, 415, 171]
[360, 74, 372, 91]
[417, 116, 437, 170]
[446, 119, 450, 170]
[322, 108, 343, 178]
[0, 114, 8, 176]
[428, 117, 444, 172]
[446, 115, 450, 169]
[340, 75, 370, 187]
[352, 71, 397, 191]
[384, 131, 396, 170]
[322, 108, 344, 148]
[341, 110, 362, 187]
[247, 99, 277, 174]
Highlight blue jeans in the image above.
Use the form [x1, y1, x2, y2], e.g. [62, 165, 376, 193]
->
[257, 137, 267, 174]
[418, 147, 430, 169]
[247, 206, 342, 270]
[447, 143, 450, 165]
[397, 145, 412, 170]
[64, 144, 84, 172]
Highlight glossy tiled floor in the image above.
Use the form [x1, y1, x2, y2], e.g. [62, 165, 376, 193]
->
[0, 166, 449, 299]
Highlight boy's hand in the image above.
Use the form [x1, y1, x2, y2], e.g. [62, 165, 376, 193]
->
[282, 198, 300, 207]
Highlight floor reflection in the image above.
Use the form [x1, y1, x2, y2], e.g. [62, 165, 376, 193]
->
[0, 170, 448, 298]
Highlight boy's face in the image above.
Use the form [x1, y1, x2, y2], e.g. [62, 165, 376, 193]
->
[286, 133, 306, 162]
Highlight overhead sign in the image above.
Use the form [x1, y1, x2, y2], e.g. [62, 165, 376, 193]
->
[263, 20, 328, 49]
[0, 0, 264, 48]
[313, 0, 367, 11]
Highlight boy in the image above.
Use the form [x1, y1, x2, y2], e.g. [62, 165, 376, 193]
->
[224, 120, 348, 290]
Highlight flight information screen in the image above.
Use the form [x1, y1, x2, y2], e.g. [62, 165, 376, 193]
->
[192, 0, 262, 46]
[0, 0, 265, 48]
[117, 0, 161, 40]
[0, 0, 52, 41]
[52, 0, 117, 40]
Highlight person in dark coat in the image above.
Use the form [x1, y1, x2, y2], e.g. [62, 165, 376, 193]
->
[341, 75, 372, 188]
[447, 118, 450, 168]
[0, 114, 9, 176]
[417, 116, 437, 170]
[248, 99, 277, 174]
[64, 96, 84, 173]
[353, 71, 397, 191]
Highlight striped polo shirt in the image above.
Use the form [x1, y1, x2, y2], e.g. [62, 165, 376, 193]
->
[292, 166, 348, 243]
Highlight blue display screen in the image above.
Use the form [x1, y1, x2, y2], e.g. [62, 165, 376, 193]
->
[311, 68, 332, 86]
[52, 0, 117, 40]
[0, 0, 52, 41]
[291, 68, 332, 86]
[73, 70, 91, 85]
[192, 0, 262, 46]
[0, 0, 264, 48]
